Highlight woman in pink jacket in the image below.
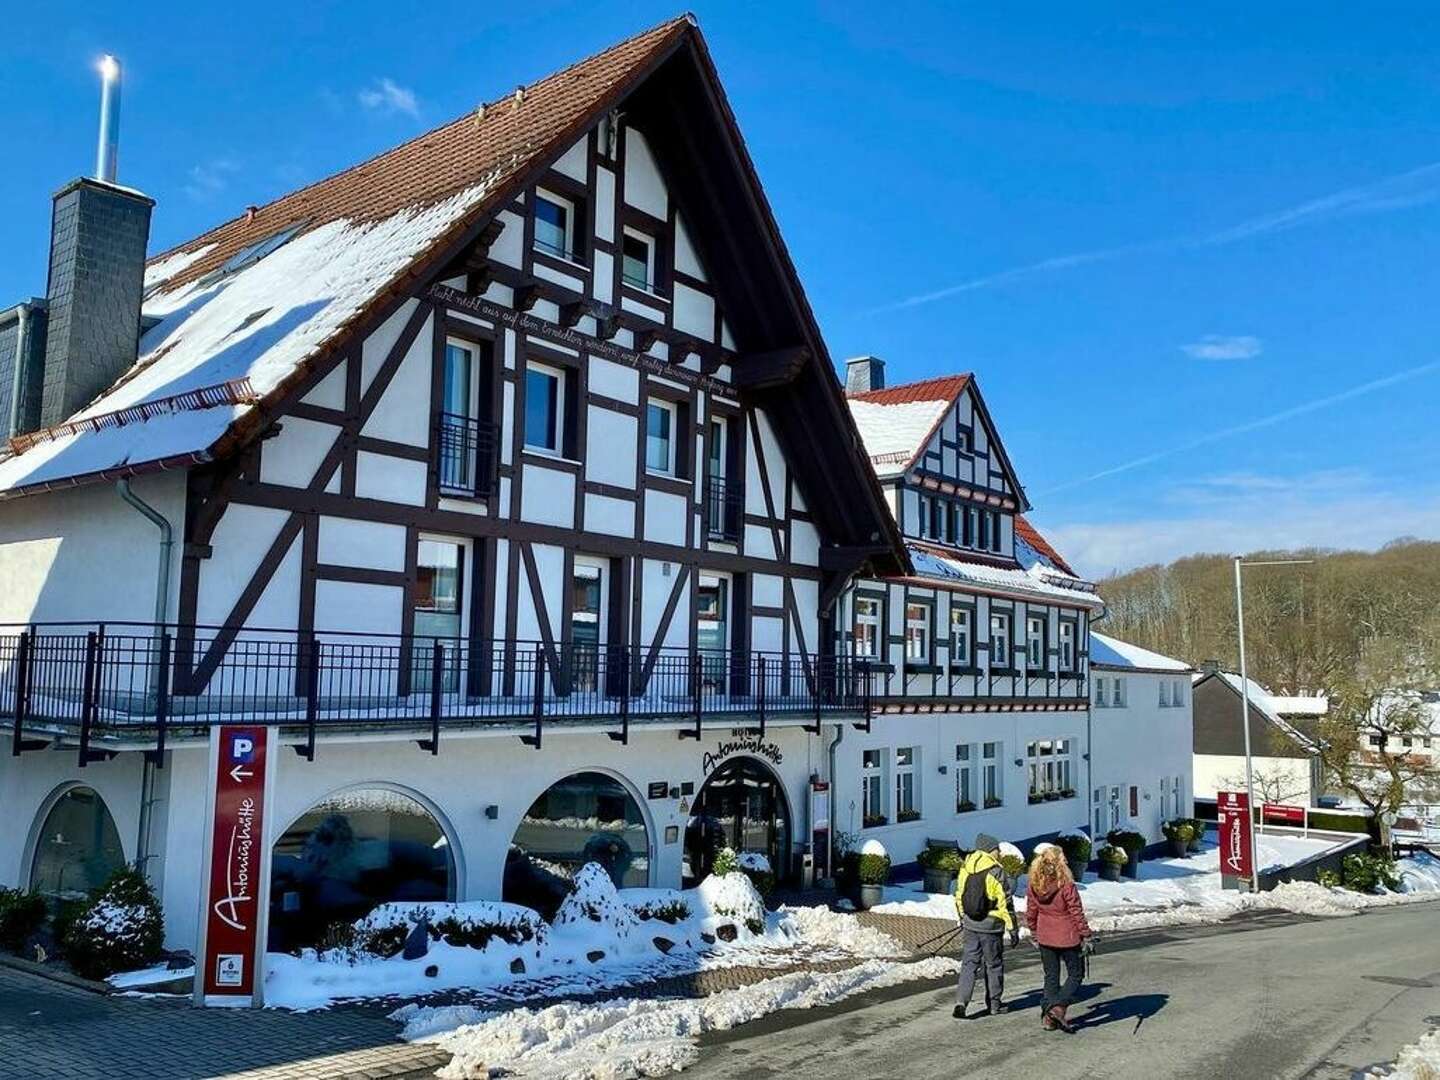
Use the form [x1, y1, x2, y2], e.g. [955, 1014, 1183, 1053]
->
[1024, 845, 1094, 1033]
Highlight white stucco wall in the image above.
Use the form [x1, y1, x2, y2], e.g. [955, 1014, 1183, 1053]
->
[1089, 669, 1195, 843]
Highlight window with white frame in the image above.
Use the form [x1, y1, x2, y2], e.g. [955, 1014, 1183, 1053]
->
[853, 596, 881, 659]
[621, 228, 656, 291]
[956, 744, 974, 811]
[645, 398, 678, 476]
[1159, 775, 1170, 820]
[895, 746, 918, 820]
[523, 362, 564, 454]
[1059, 622, 1076, 670]
[1171, 678, 1186, 706]
[1095, 678, 1108, 708]
[1056, 738, 1073, 794]
[905, 603, 931, 663]
[1026, 615, 1045, 668]
[982, 741, 1002, 806]
[534, 189, 576, 260]
[951, 606, 972, 666]
[1093, 788, 1105, 836]
[990, 611, 1011, 668]
[1027, 737, 1074, 799]
[862, 749, 885, 825]
[916, 495, 932, 538]
[1114, 676, 1127, 708]
[1174, 775, 1185, 816]
[1159, 679, 1170, 707]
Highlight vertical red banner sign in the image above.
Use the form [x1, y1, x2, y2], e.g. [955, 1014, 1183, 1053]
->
[199, 725, 270, 1005]
[1217, 790, 1253, 885]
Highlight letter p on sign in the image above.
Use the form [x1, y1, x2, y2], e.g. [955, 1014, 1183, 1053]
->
[230, 735, 255, 763]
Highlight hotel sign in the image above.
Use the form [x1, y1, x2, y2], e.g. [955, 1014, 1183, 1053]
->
[197, 725, 272, 1006]
[702, 730, 784, 775]
[1217, 790, 1254, 888]
[427, 284, 731, 396]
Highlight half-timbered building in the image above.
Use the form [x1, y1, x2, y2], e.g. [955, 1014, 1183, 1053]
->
[0, 18, 908, 960]
[830, 359, 1106, 863]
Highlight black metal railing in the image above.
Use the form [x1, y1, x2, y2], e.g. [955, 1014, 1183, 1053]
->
[703, 477, 744, 542]
[436, 412, 499, 498]
[1, 623, 873, 755]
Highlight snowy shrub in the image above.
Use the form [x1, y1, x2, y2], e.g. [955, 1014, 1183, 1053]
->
[1161, 820, 1195, 843]
[697, 871, 767, 935]
[917, 845, 964, 872]
[554, 863, 638, 940]
[0, 888, 46, 953]
[713, 849, 776, 897]
[712, 847, 740, 877]
[1339, 852, 1400, 893]
[1055, 832, 1092, 866]
[1316, 868, 1342, 888]
[63, 867, 164, 980]
[1099, 844, 1128, 867]
[354, 902, 547, 959]
[1106, 829, 1146, 860]
[998, 841, 1026, 878]
[628, 898, 692, 925]
[855, 852, 891, 885]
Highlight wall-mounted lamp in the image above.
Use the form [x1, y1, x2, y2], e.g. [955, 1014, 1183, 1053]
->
[937, 764, 949, 775]
[484, 805, 499, 820]
[1013, 758, 1024, 767]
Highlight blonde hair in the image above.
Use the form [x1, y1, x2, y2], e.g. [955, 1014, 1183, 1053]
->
[1028, 845, 1074, 896]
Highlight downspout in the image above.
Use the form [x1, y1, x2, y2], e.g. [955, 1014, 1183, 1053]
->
[827, 719, 845, 884]
[7, 302, 33, 436]
[116, 478, 174, 877]
[1087, 600, 1109, 838]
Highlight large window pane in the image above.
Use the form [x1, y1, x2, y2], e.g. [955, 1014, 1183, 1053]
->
[29, 786, 125, 903]
[525, 367, 560, 452]
[269, 788, 453, 952]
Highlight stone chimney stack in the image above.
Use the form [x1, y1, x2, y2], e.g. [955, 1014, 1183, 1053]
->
[1201, 659, 1221, 676]
[844, 355, 885, 396]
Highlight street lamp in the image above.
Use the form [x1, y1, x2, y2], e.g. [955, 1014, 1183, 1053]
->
[1233, 556, 1313, 892]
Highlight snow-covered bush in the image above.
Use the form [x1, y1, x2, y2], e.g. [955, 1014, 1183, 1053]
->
[1161, 819, 1195, 843]
[997, 841, 1026, 878]
[696, 871, 767, 935]
[917, 844, 964, 872]
[63, 867, 164, 980]
[1106, 829, 1146, 862]
[1339, 852, 1400, 893]
[1099, 844, 1128, 867]
[353, 902, 546, 959]
[553, 863, 639, 942]
[627, 896, 692, 924]
[1055, 832, 1092, 866]
[0, 887, 46, 953]
[713, 848, 776, 897]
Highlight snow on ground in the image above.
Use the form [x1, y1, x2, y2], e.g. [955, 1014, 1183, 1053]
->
[264, 868, 906, 1010]
[1370, 1027, 1440, 1079]
[872, 839, 1440, 932]
[394, 956, 960, 1080]
[106, 963, 194, 990]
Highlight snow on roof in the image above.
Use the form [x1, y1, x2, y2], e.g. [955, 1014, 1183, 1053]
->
[142, 243, 215, 291]
[907, 541, 1101, 607]
[1090, 632, 1191, 672]
[848, 398, 952, 478]
[0, 182, 496, 494]
[1201, 671, 1324, 752]
[1267, 695, 1329, 716]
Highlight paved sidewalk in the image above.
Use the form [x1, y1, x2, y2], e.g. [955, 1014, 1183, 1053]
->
[0, 967, 448, 1080]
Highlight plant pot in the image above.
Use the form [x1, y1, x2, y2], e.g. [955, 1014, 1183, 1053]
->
[1066, 859, 1088, 882]
[1187, 835, 1203, 852]
[1167, 838, 1188, 859]
[856, 883, 885, 911]
[1121, 854, 1141, 879]
[923, 869, 957, 895]
[1099, 862, 1122, 882]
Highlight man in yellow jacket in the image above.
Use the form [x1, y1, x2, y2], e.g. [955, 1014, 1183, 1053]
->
[953, 832, 1017, 1019]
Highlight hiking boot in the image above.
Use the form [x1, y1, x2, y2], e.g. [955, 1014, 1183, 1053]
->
[1041, 1008, 1058, 1031]
[952, 1005, 970, 1020]
[989, 1001, 1008, 1015]
[1052, 1004, 1075, 1033]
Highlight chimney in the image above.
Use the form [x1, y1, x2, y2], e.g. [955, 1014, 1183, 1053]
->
[34, 55, 154, 431]
[0, 300, 48, 440]
[1201, 659, 1220, 676]
[845, 355, 885, 395]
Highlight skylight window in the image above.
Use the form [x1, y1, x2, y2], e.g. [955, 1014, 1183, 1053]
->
[216, 221, 308, 278]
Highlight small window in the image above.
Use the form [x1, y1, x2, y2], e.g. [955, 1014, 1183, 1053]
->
[917, 495, 931, 539]
[1095, 678, 1107, 708]
[990, 612, 1011, 668]
[1159, 680, 1170, 708]
[990, 512, 1003, 552]
[978, 510, 989, 550]
[524, 363, 564, 454]
[853, 597, 882, 659]
[895, 747, 918, 820]
[534, 190, 576, 260]
[645, 398, 677, 475]
[982, 741, 1001, 806]
[956, 744, 974, 811]
[1129, 785, 1140, 817]
[1172, 678, 1185, 706]
[957, 431, 969, 454]
[963, 506, 976, 547]
[905, 603, 931, 663]
[622, 229, 656, 291]
[1114, 676, 1127, 708]
[1059, 623, 1076, 670]
[950, 607, 971, 665]
[1026, 615, 1045, 668]
[862, 749, 885, 825]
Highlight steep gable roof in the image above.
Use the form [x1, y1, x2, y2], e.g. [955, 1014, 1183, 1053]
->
[1015, 516, 1077, 577]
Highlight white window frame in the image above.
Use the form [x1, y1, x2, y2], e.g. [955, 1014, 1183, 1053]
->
[1172, 678, 1186, 706]
[982, 741, 1002, 807]
[533, 188, 577, 261]
[645, 397, 678, 476]
[990, 611, 1011, 669]
[862, 749, 886, 825]
[1059, 622, 1076, 670]
[1026, 615, 1045, 668]
[523, 361, 565, 455]
[956, 744, 974, 811]
[853, 596, 882, 659]
[895, 746, 918, 820]
[1114, 676, 1127, 708]
[621, 226, 657, 292]
[905, 602, 931, 664]
[442, 337, 481, 419]
[1159, 679, 1170, 708]
[950, 606, 971, 666]
[1095, 678, 1108, 708]
[916, 495, 931, 538]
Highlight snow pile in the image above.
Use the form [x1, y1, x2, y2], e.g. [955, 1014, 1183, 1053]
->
[553, 865, 641, 943]
[736, 852, 771, 873]
[1374, 1027, 1440, 1079]
[395, 956, 960, 1079]
[776, 905, 906, 959]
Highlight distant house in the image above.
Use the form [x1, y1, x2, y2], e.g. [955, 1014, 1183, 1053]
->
[1088, 633, 1194, 842]
[1191, 664, 1326, 807]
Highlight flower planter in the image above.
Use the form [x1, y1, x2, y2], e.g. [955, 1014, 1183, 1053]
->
[923, 869, 957, 895]
[1098, 861, 1122, 882]
[1167, 838, 1189, 859]
[1066, 859, 1088, 882]
[1121, 853, 1141, 879]
[856, 883, 885, 911]
[1188, 833, 1204, 852]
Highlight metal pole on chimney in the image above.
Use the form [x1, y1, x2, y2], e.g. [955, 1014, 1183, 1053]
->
[96, 55, 121, 183]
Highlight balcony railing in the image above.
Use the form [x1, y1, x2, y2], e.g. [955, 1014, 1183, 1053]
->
[1, 624, 872, 756]
[703, 476, 744, 543]
[436, 412, 499, 498]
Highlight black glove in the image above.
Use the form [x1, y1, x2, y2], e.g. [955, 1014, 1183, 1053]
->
[1009, 929, 1020, 948]
[1081, 937, 1096, 957]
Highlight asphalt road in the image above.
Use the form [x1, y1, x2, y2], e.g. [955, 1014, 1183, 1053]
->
[687, 904, 1440, 1080]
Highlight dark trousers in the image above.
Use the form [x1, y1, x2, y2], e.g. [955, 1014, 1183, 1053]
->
[1039, 944, 1084, 1011]
[955, 930, 1004, 1007]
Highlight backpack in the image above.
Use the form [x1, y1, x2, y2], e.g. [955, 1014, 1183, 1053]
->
[960, 863, 992, 922]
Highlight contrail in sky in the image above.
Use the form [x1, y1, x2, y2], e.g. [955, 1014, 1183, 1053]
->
[864, 161, 1440, 316]
[1036, 359, 1440, 496]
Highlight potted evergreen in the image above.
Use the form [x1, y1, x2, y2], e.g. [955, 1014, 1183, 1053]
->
[1161, 819, 1195, 859]
[917, 844, 964, 895]
[1106, 829, 1146, 880]
[1097, 844, 1127, 882]
[855, 840, 892, 910]
[1186, 818, 1207, 852]
[1056, 832, 1092, 882]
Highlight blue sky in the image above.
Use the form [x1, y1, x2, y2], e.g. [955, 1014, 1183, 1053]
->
[3, 2, 1439, 576]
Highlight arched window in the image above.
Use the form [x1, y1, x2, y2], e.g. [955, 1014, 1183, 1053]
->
[504, 771, 649, 918]
[269, 787, 454, 953]
[29, 786, 126, 902]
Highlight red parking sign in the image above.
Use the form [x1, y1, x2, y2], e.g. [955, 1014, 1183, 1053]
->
[197, 726, 271, 1005]
[1218, 790, 1253, 884]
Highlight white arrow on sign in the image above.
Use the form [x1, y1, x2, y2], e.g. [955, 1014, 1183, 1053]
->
[229, 765, 254, 783]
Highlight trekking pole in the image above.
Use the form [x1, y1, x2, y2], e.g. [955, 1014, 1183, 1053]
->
[918, 923, 963, 955]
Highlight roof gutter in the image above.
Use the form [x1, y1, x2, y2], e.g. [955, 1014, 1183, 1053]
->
[0, 449, 209, 502]
[116, 478, 173, 628]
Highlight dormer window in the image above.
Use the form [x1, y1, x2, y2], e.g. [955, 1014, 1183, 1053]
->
[534, 189, 576, 260]
[622, 228, 655, 291]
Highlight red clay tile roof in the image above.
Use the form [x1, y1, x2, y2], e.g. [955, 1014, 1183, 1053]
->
[147, 16, 692, 293]
[1015, 515, 1077, 577]
[847, 373, 971, 406]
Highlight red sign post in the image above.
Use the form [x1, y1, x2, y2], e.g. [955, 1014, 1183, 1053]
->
[1217, 790, 1254, 889]
[196, 725, 272, 1006]
[1262, 803, 1306, 827]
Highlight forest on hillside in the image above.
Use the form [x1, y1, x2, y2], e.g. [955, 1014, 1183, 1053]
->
[1097, 539, 1440, 696]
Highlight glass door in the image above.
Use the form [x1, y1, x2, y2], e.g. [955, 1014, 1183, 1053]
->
[696, 574, 729, 692]
[570, 562, 603, 694]
[413, 538, 465, 693]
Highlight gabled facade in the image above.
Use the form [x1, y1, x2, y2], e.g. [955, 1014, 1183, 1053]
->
[829, 360, 1105, 862]
[0, 19, 907, 964]
[1192, 667, 1325, 806]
